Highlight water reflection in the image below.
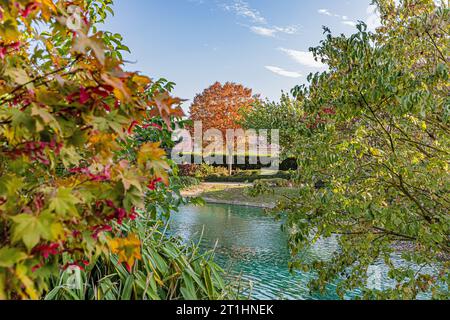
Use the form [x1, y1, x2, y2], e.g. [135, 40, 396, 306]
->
[171, 203, 439, 300]
[170, 203, 342, 300]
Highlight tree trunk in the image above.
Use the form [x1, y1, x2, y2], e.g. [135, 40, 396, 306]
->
[228, 146, 233, 176]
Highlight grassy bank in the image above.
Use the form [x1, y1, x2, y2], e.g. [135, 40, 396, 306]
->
[181, 183, 298, 208]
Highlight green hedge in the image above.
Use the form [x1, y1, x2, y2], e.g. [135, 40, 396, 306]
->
[175, 155, 298, 171]
[203, 170, 292, 183]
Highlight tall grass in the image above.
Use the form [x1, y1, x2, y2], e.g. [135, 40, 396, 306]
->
[45, 218, 240, 300]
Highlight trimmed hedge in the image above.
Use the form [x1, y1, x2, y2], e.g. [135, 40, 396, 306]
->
[176, 155, 298, 171]
[203, 170, 292, 183]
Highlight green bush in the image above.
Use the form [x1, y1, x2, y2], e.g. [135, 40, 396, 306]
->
[247, 178, 292, 197]
[178, 176, 201, 189]
[195, 164, 229, 179]
[254, 178, 291, 188]
[179, 164, 294, 183]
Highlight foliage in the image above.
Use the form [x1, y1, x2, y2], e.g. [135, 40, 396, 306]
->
[115, 78, 192, 220]
[178, 176, 201, 189]
[247, 179, 292, 198]
[0, 0, 188, 299]
[204, 170, 292, 183]
[178, 164, 200, 177]
[179, 162, 290, 182]
[240, 93, 305, 158]
[254, 178, 291, 188]
[45, 217, 233, 300]
[179, 163, 293, 183]
[189, 82, 256, 136]
[179, 164, 228, 179]
[195, 164, 230, 179]
[274, 0, 449, 299]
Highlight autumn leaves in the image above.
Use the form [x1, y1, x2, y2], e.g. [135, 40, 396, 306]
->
[0, 1, 183, 299]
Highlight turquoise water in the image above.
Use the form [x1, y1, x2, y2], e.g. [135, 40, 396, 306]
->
[170, 203, 439, 300]
[170, 203, 347, 300]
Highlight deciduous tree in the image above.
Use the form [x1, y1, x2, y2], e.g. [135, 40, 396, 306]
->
[275, 0, 449, 299]
[190, 82, 256, 173]
[190, 81, 256, 135]
[0, 0, 182, 299]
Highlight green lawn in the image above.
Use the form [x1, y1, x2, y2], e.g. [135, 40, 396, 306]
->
[181, 183, 299, 208]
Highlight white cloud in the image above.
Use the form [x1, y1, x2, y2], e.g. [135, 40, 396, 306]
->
[250, 25, 299, 37]
[279, 48, 327, 69]
[274, 25, 298, 35]
[318, 8, 357, 28]
[265, 66, 302, 78]
[222, 1, 299, 37]
[342, 20, 357, 27]
[250, 26, 277, 37]
[318, 9, 332, 16]
[223, 0, 266, 24]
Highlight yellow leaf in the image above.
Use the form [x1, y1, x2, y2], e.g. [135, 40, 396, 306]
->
[37, 0, 57, 21]
[137, 142, 167, 166]
[118, 167, 144, 192]
[101, 74, 132, 102]
[31, 104, 61, 133]
[108, 234, 142, 271]
[370, 147, 381, 157]
[15, 265, 39, 300]
[132, 74, 151, 87]
[72, 33, 106, 65]
[137, 142, 170, 184]
[5, 68, 31, 86]
[421, 122, 427, 131]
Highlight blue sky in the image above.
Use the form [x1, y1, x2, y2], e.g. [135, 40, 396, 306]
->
[104, 0, 380, 112]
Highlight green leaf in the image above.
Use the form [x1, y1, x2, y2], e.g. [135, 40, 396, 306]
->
[49, 188, 80, 217]
[10, 212, 63, 251]
[0, 247, 28, 268]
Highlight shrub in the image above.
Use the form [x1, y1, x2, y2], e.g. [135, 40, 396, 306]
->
[179, 164, 229, 179]
[204, 171, 293, 183]
[247, 179, 292, 197]
[196, 164, 229, 179]
[253, 178, 291, 188]
[178, 164, 200, 177]
[178, 176, 201, 189]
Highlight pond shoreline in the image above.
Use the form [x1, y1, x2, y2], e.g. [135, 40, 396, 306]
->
[181, 182, 278, 209]
[197, 197, 275, 209]
[182, 184, 432, 257]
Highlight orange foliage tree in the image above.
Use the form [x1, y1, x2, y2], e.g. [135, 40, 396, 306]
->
[189, 82, 256, 135]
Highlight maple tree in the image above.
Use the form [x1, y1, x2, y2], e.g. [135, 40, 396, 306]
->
[0, 0, 183, 299]
[189, 82, 257, 173]
[189, 82, 256, 136]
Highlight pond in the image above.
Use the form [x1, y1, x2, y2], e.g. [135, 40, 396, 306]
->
[170, 203, 355, 300]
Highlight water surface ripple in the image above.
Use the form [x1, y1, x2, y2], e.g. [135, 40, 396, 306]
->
[171, 203, 344, 300]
